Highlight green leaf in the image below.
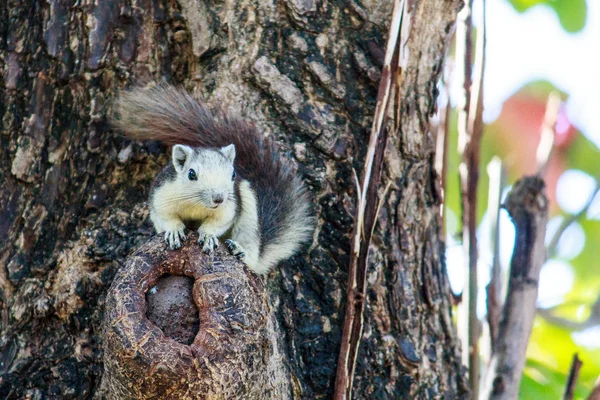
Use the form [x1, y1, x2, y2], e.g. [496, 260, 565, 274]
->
[563, 219, 600, 305]
[562, 136, 600, 178]
[509, 0, 545, 13]
[550, 0, 588, 33]
[521, 359, 568, 398]
[507, 0, 587, 33]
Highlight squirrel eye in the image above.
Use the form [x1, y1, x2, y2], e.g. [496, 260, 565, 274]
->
[231, 171, 237, 181]
[188, 169, 197, 181]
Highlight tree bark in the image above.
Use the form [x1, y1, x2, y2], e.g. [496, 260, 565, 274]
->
[99, 234, 288, 399]
[0, 0, 467, 399]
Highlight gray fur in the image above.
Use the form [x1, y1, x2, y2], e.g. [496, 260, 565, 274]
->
[150, 164, 177, 197]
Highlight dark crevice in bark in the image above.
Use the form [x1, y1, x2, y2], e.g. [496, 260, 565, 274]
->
[146, 275, 200, 345]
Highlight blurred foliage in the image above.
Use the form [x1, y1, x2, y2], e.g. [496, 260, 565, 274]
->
[568, 219, 600, 301]
[522, 319, 600, 398]
[443, 1, 596, 397]
[508, 0, 587, 32]
[443, 78, 600, 398]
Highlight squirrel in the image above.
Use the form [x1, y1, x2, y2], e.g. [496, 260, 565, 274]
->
[112, 84, 313, 274]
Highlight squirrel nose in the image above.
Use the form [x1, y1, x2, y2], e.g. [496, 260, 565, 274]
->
[212, 194, 224, 204]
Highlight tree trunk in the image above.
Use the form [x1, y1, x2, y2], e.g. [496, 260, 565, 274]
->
[0, 0, 467, 399]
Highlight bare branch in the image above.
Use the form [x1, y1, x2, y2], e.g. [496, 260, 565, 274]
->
[563, 353, 583, 400]
[371, 181, 393, 238]
[536, 92, 561, 175]
[456, 0, 486, 396]
[456, 0, 473, 157]
[485, 157, 504, 351]
[435, 86, 451, 236]
[480, 176, 548, 400]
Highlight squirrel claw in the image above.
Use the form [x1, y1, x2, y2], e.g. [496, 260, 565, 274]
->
[164, 229, 186, 250]
[224, 239, 246, 260]
[198, 232, 219, 254]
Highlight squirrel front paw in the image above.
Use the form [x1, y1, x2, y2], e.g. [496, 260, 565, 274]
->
[198, 231, 219, 254]
[224, 239, 246, 261]
[164, 228, 186, 250]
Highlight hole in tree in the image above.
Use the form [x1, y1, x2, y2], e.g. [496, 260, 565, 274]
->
[145, 275, 200, 345]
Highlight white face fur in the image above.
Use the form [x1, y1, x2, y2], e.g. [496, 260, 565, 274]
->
[172, 144, 236, 209]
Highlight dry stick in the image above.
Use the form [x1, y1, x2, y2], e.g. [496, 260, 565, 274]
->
[435, 91, 451, 236]
[467, 0, 486, 145]
[333, 1, 408, 398]
[469, 0, 487, 353]
[485, 157, 503, 351]
[563, 353, 583, 400]
[457, 0, 486, 396]
[480, 177, 549, 400]
[435, 94, 463, 306]
[333, 71, 394, 399]
[455, 0, 473, 378]
[536, 92, 561, 175]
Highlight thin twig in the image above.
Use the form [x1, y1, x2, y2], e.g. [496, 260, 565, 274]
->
[435, 84, 451, 236]
[352, 168, 362, 206]
[485, 157, 503, 351]
[547, 176, 600, 258]
[563, 353, 583, 400]
[456, 0, 486, 396]
[536, 92, 561, 175]
[467, 1, 486, 143]
[456, 0, 473, 156]
[333, 1, 410, 398]
[480, 177, 548, 400]
[455, 0, 473, 377]
[537, 295, 600, 330]
[352, 168, 365, 239]
[371, 181, 393, 238]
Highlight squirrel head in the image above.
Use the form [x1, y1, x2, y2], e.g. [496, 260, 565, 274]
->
[171, 144, 237, 209]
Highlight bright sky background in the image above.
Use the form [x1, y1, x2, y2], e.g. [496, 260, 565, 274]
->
[447, 0, 600, 347]
[479, 0, 600, 148]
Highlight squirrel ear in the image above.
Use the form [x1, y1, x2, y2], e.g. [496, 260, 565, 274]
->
[172, 145, 193, 172]
[220, 144, 236, 162]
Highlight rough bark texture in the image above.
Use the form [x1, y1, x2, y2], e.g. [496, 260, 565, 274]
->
[0, 0, 466, 399]
[100, 234, 287, 399]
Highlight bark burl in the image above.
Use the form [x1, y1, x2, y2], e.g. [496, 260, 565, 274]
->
[99, 234, 288, 399]
[0, 0, 466, 398]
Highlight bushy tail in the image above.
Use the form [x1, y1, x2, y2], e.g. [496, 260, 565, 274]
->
[113, 84, 313, 270]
